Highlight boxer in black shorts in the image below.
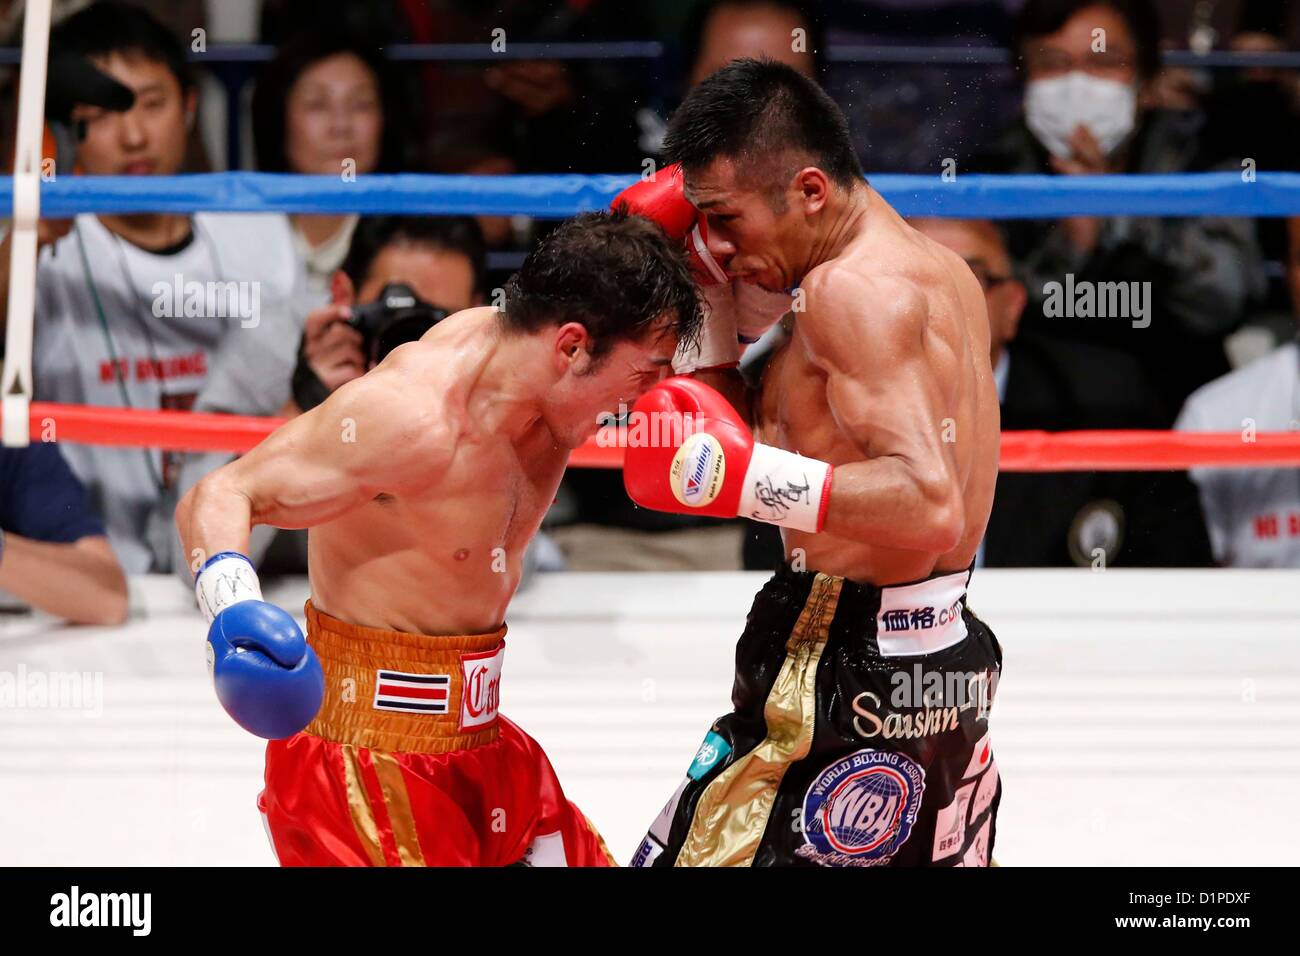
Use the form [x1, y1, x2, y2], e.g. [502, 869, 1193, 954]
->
[631, 563, 1000, 867]
[617, 59, 1004, 867]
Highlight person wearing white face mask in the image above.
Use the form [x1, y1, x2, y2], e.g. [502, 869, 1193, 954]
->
[977, 0, 1266, 426]
[1023, 69, 1138, 162]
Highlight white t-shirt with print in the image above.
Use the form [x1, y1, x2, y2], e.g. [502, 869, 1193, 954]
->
[1175, 341, 1300, 568]
[33, 212, 301, 572]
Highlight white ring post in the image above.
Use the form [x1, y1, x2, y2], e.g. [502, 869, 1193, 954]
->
[2, 0, 54, 447]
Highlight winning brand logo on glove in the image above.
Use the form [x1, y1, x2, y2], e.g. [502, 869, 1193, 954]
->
[671, 433, 726, 507]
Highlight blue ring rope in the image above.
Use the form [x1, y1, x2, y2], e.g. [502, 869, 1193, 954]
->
[9, 171, 1300, 220]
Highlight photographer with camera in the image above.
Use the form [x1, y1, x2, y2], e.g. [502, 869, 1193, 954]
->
[289, 217, 485, 413]
[172, 216, 486, 581]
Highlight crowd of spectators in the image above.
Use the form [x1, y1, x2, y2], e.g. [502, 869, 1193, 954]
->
[1, 0, 1298, 620]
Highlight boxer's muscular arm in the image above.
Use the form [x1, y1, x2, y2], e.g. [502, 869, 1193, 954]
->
[176, 363, 453, 570]
[800, 270, 964, 553]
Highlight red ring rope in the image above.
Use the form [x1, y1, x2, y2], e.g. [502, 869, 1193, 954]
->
[10, 401, 1300, 471]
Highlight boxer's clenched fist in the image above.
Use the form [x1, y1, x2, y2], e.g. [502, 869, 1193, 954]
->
[611, 164, 724, 277]
[613, 166, 740, 373]
[613, 165, 794, 372]
[195, 552, 324, 739]
[623, 377, 832, 533]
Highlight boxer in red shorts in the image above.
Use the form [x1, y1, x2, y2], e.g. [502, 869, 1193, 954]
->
[259, 606, 612, 866]
[175, 211, 701, 866]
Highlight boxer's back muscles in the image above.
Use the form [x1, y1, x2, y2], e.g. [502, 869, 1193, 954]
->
[199, 307, 568, 635]
[756, 189, 999, 584]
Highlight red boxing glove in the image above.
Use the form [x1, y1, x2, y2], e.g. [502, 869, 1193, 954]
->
[613, 165, 740, 373]
[622, 377, 833, 533]
[613, 166, 794, 371]
[610, 163, 695, 240]
[611, 163, 727, 284]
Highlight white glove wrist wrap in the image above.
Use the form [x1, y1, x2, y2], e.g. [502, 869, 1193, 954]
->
[195, 551, 264, 624]
[738, 443, 833, 533]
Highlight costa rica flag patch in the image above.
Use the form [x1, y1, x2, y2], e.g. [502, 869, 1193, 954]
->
[373, 669, 451, 714]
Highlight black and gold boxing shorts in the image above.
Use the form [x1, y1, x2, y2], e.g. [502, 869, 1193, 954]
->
[631, 561, 1002, 867]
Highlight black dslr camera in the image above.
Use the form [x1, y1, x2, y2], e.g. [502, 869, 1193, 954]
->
[346, 283, 449, 368]
[292, 283, 449, 411]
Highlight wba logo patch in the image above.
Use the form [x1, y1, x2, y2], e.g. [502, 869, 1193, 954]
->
[373, 669, 451, 714]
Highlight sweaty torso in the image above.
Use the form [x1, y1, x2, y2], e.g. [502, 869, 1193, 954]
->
[755, 192, 999, 585]
[307, 311, 567, 635]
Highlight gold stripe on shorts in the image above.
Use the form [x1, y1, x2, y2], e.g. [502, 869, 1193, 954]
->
[341, 745, 387, 867]
[370, 752, 428, 867]
[676, 573, 842, 867]
[586, 815, 618, 867]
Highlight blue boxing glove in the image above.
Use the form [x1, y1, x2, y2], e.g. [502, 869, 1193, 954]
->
[195, 551, 324, 739]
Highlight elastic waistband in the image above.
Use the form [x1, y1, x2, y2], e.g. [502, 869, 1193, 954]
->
[773, 561, 973, 597]
[303, 601, 506, 753]
[771, 563, 973, 657]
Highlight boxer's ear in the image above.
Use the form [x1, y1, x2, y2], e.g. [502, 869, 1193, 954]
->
[554, 321, 593, 374]
[795, 166, 831, 215]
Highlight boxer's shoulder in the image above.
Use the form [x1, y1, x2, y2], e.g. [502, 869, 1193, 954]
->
[804, 258, 925, 309]
[372, 325, 483, 409]
[798, 264, 927, 354]
[328, 355, 466, 479]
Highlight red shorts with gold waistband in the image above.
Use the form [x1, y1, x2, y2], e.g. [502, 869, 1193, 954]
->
[257, 601, 614, 867]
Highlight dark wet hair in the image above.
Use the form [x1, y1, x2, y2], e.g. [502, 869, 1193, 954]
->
[664, 57, 863, 192]
[502, 209, 702, 360]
